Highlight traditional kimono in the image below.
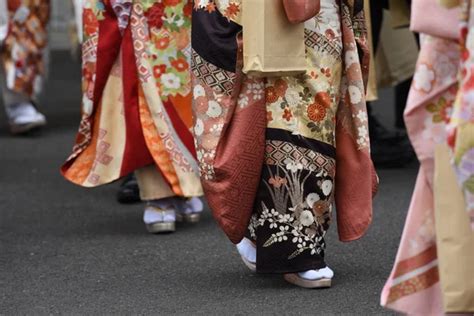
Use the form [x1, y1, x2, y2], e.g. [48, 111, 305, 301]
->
[1, 0, 49, 100]
[62, 0, 203, 200]
[380, 34, 460, 315]
[453, 0, 474, 228]
[381, 1, 474, 314]
[192, 0, 375, 273]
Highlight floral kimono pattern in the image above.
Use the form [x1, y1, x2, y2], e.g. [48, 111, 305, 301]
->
[192, 0, 375, 273]
[452, 0, 474, 229]
[381, 36, 461, 315]
[2, 0, 50, 98]
[62, 0, 202, 198]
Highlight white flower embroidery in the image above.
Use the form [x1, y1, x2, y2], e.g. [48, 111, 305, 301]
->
[357, 136, 368, 147]
[286, 161, 303, 173]
[414, 63, 435, 93]
[345, 50, 358, 67]
[321, 180, 333, 196]
[306, 193, 321, 208]
[194, 118, 204, 136]
[206, 101, 222, 118]
[193, 85, 206, 98]
[356, 110, 368, 123]
[348, 85, 362, 104]
[357, 125, 368, 140]
[238, 95, 249, 108]
[285, 88, 301, 107]
[161, 73, 181, 90]
[300, 211, 315, 227]
[250, 82, 264, 100]
[210, 123, 224, 133]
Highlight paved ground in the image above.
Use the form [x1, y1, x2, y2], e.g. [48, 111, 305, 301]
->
[0, 52, 417, 315]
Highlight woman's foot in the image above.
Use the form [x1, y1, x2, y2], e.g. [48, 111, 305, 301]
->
[175, 197, 204, 223]
[6, 102, 46, 135]
[284, 267, 334, 289]
[236, 238, 257, 272]
[143, 202, 176, 234]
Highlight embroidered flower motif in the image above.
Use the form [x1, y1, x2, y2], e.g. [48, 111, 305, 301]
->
[426, 96, 454, 124]
[320, 67, 331, 78]
[325, 29, 336, 40]
[194, 118, 204, 136]
[307, 103, 326, 122]
[414, 63, 435, 93]
[313, 200, 329, 216]
[269, 176, 287, 188]
[193, 85, 206, 98]
[286, 161, 303, 173]
[355, 110, 368, 123]
[300, 211, 315, 227]
[171, 57, 189, 72]
[266, 86, 279, 103]
[238, 95, 249, 108]
[224, 2, 240, 20]
[283, 108, 293, 121]
[345, 50, 358, 67]
[250, 82, 265, 100]
[153, 64, 167, 78]
[358, 124, 368, 137]
[145, 2, 165, 29]
[161, 73, 181, 89]
[274, 79, 288, 97]
[321, 180, 333, 196]
[210, 123, 224, 133]
[348, 85, 362, 104]
[306, 193, 321, 208]
[155, 36, 170, 50]
[206, 100, 222, 118]
[285, 88, 301, 107]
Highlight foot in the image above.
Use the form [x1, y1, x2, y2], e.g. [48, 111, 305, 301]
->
[175, 197, 204, 223]
[117, 174, 140, 204]
[6, 102, 46, 135]
[284, 266, 334, 289]
[236, 237, 256, 272]
[143, 203, 176, 234]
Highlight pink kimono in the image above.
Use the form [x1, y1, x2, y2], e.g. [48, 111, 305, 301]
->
[381, 1, 474, 314]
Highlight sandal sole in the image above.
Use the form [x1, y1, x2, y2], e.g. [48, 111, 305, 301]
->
[283, 273, 332, 289]
[146, 222, 175, 234]
[241, 256, 257, 272]
[176, 213, 201, 224]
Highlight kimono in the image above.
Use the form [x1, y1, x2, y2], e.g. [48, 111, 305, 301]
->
[381, 1, 474, 313]
[453, 0, 474, 228]
[62, 0, 203, 200]
[380, 34, 460, 316]
[1, 0, 50, 99]
[192, 0, 375, 273]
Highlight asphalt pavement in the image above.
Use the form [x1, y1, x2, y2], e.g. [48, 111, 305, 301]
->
[0, 52, 417, 315]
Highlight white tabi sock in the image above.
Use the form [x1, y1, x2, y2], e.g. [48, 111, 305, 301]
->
[298, 267, 334, 280]
[236, 238, 256, 264]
